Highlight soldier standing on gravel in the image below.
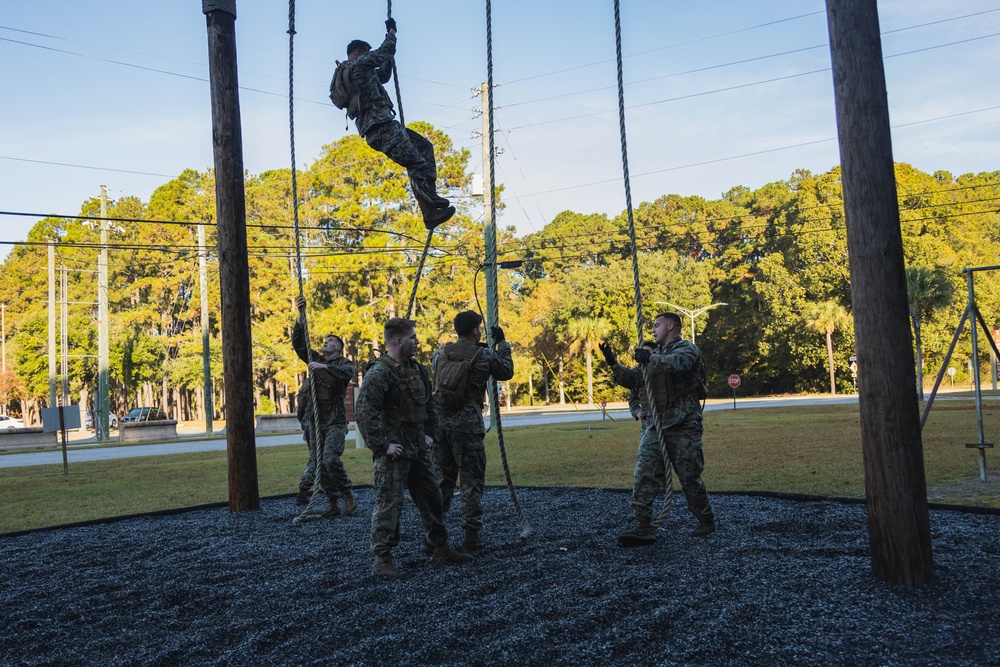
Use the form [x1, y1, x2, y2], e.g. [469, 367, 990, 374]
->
[356, 317, 472, 578]
[430, 310, 514, 552]
[599, 313, 715, 546]
[292, 296, 357, 518]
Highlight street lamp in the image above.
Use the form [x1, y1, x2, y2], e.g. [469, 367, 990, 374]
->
[657, 302, 727, 345]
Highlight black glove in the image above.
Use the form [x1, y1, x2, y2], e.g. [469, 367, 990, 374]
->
[490, 325, 505, 343]
[385, 18, 397, 32]
[598, 341, 617, 366]
[634, 348, 652, 364]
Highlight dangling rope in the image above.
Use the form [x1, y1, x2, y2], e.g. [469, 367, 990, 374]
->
[287, 0, 329, 524]
[612, 0, 674, 529]
[485, 0, 530, 540]
[381, 1, 434, 320]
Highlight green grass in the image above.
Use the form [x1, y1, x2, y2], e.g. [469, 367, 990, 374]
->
[1, 402, 997, 534]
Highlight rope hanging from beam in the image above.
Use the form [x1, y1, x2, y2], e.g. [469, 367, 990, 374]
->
[612, 0, 674, 529]
[286, 0, 329, 524]
[485, 0, 531, 540]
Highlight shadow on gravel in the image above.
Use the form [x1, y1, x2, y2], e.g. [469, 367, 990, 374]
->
[1, 488, 998, 666]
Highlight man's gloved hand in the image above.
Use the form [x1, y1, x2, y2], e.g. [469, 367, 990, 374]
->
[598, 341, 617, 366]
[385, 18, 397, 32]
[490, 325, 505, 343]
[634, 348, 652, 364]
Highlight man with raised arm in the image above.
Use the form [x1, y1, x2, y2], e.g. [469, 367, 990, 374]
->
[330, 18, 455, 231]
[292, 296, 357, 518]
[431, 311, 514, 551]
[600, 313, 715, 546]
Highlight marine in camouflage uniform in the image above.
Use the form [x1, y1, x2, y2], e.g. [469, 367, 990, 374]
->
[601, 313, 715, 544]
[430, 312, 514, 550]
[292, 298, 357, 517]
[356, 317, 472, 578]
[335, 23, 454, 229]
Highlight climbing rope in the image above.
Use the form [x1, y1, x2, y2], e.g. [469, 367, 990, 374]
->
[287, 0, 329, 524]
[382, 1, 434, 320]
[612, 0, 673, 529]
[485, 0, 530, 540]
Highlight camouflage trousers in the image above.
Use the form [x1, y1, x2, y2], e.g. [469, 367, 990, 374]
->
[370, 450, 448, 558]
[632, 420, 714, 524]
[298, 404, 352, 500]
[434, 429, 487, 531]
[364, 122, 438, 205]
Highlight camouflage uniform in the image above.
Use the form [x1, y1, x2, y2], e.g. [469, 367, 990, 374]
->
[622, 378, 665, 491]
[296, 376, 318, 492]
[292, 322, 356, 501]
[340, 32, 440, 209]
[356, 355, 449, 558]
[431, 338, 514, 532]
[612, 338, 714, 526]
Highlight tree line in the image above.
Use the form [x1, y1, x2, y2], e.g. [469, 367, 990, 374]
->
[1, 123, 998, 425]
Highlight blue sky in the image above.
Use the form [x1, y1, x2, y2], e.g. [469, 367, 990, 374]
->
[2, 0, 999, 263]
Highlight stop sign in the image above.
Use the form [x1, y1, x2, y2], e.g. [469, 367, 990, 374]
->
[728, 374, 741, 389]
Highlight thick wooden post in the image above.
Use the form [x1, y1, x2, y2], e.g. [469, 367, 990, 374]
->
[826, 0, 933, 585]
[203, 0, 259, 512]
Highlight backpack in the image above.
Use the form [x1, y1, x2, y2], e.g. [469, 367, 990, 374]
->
[432, 343, 482, 413]
[329, 60, 358, 117]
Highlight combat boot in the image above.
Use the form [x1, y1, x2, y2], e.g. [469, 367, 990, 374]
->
[462, 527, 486, 551]
[373, 554, 406, 579]
[419, 203, 456, 232]
[294, 487, 309, 505]
[690, 520, 716, 537]
[323, 498, 341, 518]
[421, 537, 435, 556]
[342, 490, 357, 516]
[433, 543, 473, 564]
[618, 520, 656, 547]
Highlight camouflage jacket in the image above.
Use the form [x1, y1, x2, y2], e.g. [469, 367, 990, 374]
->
[356, 355, 440, 459]
[431, 338, 514, 435]
[291, 321, 355, 424]
[612, 338, 703, 428]
[347, 32, 396, 136]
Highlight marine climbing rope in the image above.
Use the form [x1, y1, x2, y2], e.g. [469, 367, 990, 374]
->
[612, 0, 674, 529]
[287, 0, 330, 524]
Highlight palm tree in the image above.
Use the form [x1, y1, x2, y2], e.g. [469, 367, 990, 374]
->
[568, 316, 611, 406]
[906, 266, 953, 400]
[804, 300, 851, 394]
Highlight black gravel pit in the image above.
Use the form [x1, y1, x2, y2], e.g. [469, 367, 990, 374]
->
[1, 488, 998, 666]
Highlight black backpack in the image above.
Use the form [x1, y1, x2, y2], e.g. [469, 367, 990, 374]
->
[432, 343, 481, 413]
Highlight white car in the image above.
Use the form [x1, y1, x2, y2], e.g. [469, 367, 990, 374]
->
[0, 414, 25, 430]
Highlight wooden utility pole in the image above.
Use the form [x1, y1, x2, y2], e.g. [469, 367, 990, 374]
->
[203, 0, 259, 512]
[826, 0, 933, 586]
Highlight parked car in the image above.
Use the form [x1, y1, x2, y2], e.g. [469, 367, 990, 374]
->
[0, 414, 25, 430]
[84, 411, 119, 430]
[120, 407, 168, 424]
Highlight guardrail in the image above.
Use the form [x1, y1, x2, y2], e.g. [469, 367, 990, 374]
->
[0, 427, 58, 450]
[118, 420, 179, 444]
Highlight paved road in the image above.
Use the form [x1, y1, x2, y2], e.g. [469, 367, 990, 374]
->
[0, 394, 863, 469]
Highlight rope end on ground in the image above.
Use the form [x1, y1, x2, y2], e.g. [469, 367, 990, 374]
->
[519, 525, 532, 541]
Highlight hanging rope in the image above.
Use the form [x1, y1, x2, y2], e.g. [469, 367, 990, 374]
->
[386, 0, 405, 129]
[383, 1, 433, 320]
[484, 0, 530, 540]
[287, 0, 328, 524]
[613, 0, 673, 529]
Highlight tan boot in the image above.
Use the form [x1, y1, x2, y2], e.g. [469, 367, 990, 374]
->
[690, 520, 716, 537]
[618, 520, 656, 547]
[462, 527, 485, 551]
[373, 554, 405, 579]
[294, 488, 309, 506]
[322, 498, 340, 518]
[342, 490, 357, 516]
[433, 543, 473, 563]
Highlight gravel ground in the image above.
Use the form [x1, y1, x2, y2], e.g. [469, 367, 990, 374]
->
[1, 488, 998, 667]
